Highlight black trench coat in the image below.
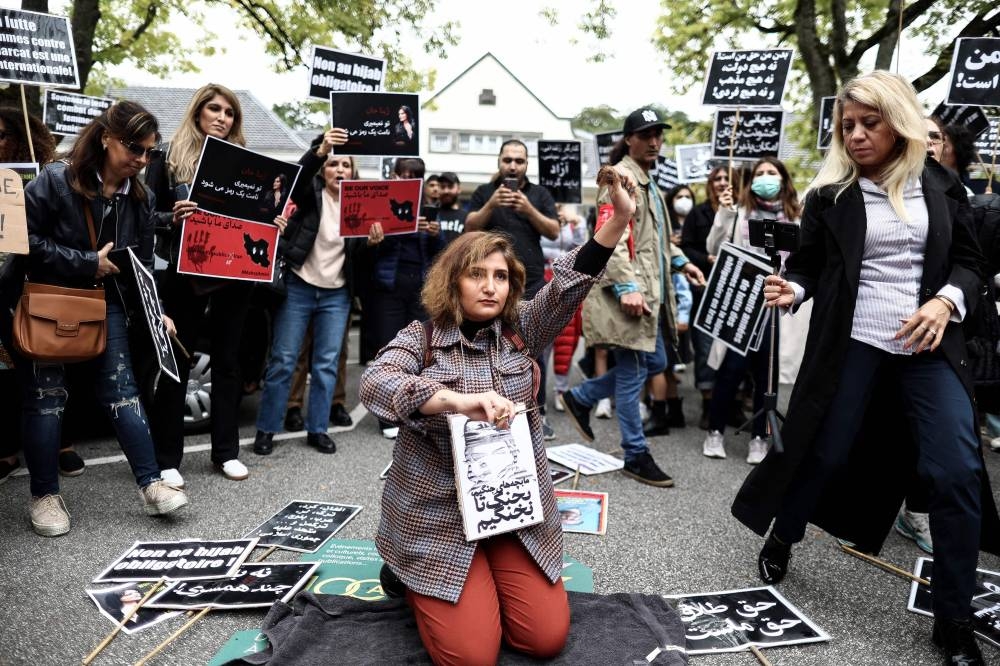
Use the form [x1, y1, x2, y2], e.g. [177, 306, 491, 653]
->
[731, 162, 1000, 556]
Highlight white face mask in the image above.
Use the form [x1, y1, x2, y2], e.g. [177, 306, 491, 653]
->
[673, 196, 693, 216]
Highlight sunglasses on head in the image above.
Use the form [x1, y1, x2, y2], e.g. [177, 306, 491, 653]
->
[118, 138, 158, 159]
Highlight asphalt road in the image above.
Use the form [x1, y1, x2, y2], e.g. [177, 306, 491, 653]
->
[2, 339, 1000, 666]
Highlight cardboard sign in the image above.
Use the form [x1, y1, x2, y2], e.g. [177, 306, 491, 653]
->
[594, 131, 622, 167]
[946, 37, 1000, 107]
[93, 538, 258, 583]
[555, 489, 608, 535]
[176, 210, 279, 282]
[712, 109, 785, 160]
[42, 89, 113, 136]
[244, 500, 362, 553]
[146, 562, 320, 610]
[546, 443, 624, 475]
[694, 242, 771, 356]
[0, 8, 79, 88]
[330, 91, 420, 157]
[125, 248, 179, 382]
[85, 582, 182, 635]
[817, 96, 836, 150]
[0, 167, 28, 254]
[651, 156, 679, 191]
[308, 45, 385, 101]
[338, 178, 422, 238]
[908, 557, 1000, 648]
[667, 586, 830, 654]
[538, 140, 582, 204]
[675, 144, 715, 184]
[190, 136, 301, 225]
[702, 49, 793, 108]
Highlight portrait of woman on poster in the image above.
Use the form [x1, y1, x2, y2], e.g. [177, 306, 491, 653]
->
[393, 105, 416, 146]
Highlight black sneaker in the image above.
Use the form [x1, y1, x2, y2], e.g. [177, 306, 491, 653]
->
[561, 390, 594, 442]
[329, 403, 353, 427]
[932, 618, 984, 665]
[307, 432, 337, 454]
[284, 407, 304, 432]
[0, 458, 20, 485]
[758, 533, 792, 584]
[642, 415, 670, 438]
[253, 430, 274, 455]
[542, 417, 556, 441]
[622, 452, 674, 487]
[58, 450, 86, 477]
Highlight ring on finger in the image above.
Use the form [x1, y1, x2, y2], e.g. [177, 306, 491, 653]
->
[928, 328, 938, 336]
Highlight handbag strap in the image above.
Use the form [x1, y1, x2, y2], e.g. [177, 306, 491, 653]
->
[83, 202, 98, 251]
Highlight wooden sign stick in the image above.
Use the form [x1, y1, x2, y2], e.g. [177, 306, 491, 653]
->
[255, 545, 277, 562]
[134, 606, 211, 666]
[572, 464, 581, 490]
[839, 543, 929, 586]
[727, 109, 741, 188]
[81, 577, 166, 665]
[749, 644, 773, 666]
[18, 84, 35, 164]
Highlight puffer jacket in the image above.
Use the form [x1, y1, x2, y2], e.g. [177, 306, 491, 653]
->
[582, 155, 688, 352]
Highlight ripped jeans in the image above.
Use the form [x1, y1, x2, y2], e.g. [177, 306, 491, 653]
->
[18, 302, 160, 496]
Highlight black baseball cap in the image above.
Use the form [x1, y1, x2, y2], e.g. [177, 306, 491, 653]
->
[438, 171, 460, 185]
[623, 107, 671, 135]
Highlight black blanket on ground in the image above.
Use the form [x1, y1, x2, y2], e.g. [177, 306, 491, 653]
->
[224, 590, 688, 665]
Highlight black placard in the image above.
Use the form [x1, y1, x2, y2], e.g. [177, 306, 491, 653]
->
[817, 96, 836, 150]
[668, 586, 830, 654]
[702, 49, 793, 108]
[93, 539, 258, 583]
[712, 110, 784, 160]
[933, 102, 992, 139]
[42, 89, 113, 137]
[651, 156, 679, 191]
[675, 144, 715, 183]
[908, 558, 1000, 648]
[693, 243, 771, 356]
[146, 562, 319, 610]
[973, 115, 999, 160]
[126, 248, 179, 382]
[308, 46, 385, 101]
[330, 91, 420, 157]
[0, 8, 78, 88]
[946, 37, 1000, 107]
[594, 131, 622, 167]
[244, 500, 363, 553]
[190, 136, 302, 224]
[538, 140, 582, 203]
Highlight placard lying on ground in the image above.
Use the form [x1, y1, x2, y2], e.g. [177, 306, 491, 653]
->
[43, 89, 113, 136]
[449, 413, 544, 541]
[946, 37, 1000, 107]
[308, 45, 385, 100]
[0, 8, 79, 88]
[177, 210, 279, 283]
[146, 562, 319, 610]
[712, 109, 784, 160]
[338, 178, 422, 238]
[934, 102, 992, 139]
[546, 443, 624, 475]
[556, 489, 608, 535]
[675, 144, 714, 183]
[817, 96, 836, 150]
[702, 49, 793, 107]
[667, 586, 830, 654]
[85, 581, 182, 634]
[330, 91, 420, 157]
[594, 131, 622, 167]
[550, 464, 573, 485]
[907, 557, 1000, 648]
[93, 538, 258, 583]
[244, 500, 362, 554]
[694, 242, 771, 356]
[0, 167, 28, 255]
[538, 140, 582, 204]
[126, 248, 179, 382]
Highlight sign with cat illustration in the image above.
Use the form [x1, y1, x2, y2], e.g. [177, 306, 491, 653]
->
[329, 91, 420, 157]
[338, 178, 424, 238]
[176, 209, 280, 282]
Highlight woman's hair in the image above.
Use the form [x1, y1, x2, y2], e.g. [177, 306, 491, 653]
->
[665, 185, 695, 227]
[0, 106, 56, 165]
[808, 71, 927, 218]
[705, 165, 728, 211]
[421, 231, 526, 328]
[275, 173, 288, 190]
[399, 105, 415, 126]
[393, 157, 425, 179]
[66, 100, 159, 202]
[167, 84, 245, 184]
[739, 156, 801, 220]
[941, 122, 977, 176]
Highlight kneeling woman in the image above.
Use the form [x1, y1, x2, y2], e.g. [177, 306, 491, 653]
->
[360, 166, 636, 665]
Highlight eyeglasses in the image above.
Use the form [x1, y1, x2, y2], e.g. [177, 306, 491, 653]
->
[118, 138, 158, 159]
[927, 131, 945, 147]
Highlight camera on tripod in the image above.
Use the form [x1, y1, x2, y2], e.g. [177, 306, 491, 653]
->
[747, 210, 800, 256]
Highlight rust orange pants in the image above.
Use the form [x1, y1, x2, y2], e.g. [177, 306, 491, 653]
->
[406, 535, 569, 666]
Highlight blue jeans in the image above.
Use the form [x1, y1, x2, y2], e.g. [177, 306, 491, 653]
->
[19, 302, 160, 496]
[256, 273, 350, 433]
[570, 329, 668, 460]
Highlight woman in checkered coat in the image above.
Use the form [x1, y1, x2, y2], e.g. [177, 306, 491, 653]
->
[360, 165, 637, 665]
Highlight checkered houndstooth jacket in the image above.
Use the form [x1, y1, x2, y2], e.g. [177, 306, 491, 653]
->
[360, 246, 599, 602]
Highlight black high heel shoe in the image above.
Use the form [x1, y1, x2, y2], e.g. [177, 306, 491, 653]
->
[757, 533, 792, 584]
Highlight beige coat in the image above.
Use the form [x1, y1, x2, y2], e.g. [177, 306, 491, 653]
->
[582, 155, 688, 353]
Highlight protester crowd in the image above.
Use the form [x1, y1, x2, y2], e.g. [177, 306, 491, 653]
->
[1, 70, 999, 665]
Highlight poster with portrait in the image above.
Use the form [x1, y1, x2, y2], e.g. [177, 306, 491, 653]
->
[555, 489, 608, 535]
[337, 178, 422, 238]
[907, 557, 1000, 648]
[538, 140, 582, 203]
[308, 45, 385, 100]
[945, 37, 1000, 107]
[817, 96, 836, 150]
[449, 413, 544, 541]
[146, 562, 320, 610]
[330, 91, 420, 157]
[126, 248, 179, 382]
[85, 582, 182, 635]
[176, 210, 280, 283]
[675, 144, 715, 184]
[701, 49, 793, 108]
[712, 110, 785, 160]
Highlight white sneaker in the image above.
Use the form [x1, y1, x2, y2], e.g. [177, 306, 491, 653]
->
[554, 393, 566, 412]
[673, 363, 687, 372]
[218, 459, 249, 481]
[382, 426, 399, 439]
[895, 508, 933, 553]
[142, 480, 189, 516]
[159, 468, 185, 488]
[747, 437, 769, 465]
[990, 435, 1000, 451]
[30, 494, 70, 537]
[639, 402, 651, 423]
[702, 431, 726, 459]
[595, 398, 613, 419]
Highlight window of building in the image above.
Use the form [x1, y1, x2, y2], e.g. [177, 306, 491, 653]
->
[479, 89, 496, 105]
[430, 131, 453, 152]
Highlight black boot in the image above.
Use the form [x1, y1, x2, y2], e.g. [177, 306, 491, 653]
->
[932, 618, 984, 665]
[699, 398, 711, 431]
[757, 533, 792, 584]
[643, 400, 670, 437]
[253, 431, 274, 456]
[283, 407, 304, 432]
[666, 397, 686, 428]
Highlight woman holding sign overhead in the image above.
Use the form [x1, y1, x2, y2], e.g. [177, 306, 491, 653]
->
[733, 71, 1000, 665]
[144, 83, 251, 485]
[360, 165, 638, 666]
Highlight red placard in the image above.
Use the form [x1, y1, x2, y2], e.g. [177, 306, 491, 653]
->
[338, 179, 423, 238]
[176, 210, 279, 282]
